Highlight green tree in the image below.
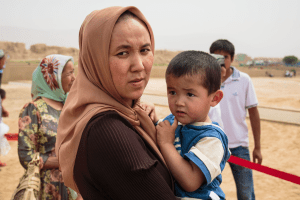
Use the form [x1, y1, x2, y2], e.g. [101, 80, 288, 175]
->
[283, 56, 298, 65]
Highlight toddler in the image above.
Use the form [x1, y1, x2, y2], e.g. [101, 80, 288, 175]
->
[145, 51, 231, 200]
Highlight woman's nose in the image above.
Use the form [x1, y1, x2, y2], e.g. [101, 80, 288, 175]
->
[130, 53, 144, 72]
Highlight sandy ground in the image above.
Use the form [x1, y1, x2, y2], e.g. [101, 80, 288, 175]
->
[0, 77, 300, 199]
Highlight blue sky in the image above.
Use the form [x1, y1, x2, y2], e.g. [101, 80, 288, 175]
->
[1, 0, 300, 58]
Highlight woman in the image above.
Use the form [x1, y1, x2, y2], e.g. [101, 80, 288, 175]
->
[55, 6, 177, 200]
[18, 54, 76, 199]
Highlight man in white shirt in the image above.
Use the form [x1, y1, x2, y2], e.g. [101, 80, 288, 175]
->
[210, 39, 262, 200]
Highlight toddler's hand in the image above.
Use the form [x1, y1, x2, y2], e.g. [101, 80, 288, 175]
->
[140, 102, 158, 123]
[156, 118, 178, 147]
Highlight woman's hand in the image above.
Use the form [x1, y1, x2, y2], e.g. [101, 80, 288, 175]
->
[140, 102, 158, 123]
[2, 107, 9, 117]
[156, 118, 178, 147]
[42, 156, 59, 169]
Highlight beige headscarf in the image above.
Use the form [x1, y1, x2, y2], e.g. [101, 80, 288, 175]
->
[55, 6, 166, 192]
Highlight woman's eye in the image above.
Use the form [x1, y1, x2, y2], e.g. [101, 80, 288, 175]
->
[117, 51, 128, 56]
[141, 48, 150, 53]
[187, 93, 194, 97]
[169, 91, 176, 95]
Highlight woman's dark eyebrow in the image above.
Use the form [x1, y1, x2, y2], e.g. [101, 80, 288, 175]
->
[116, 43, 151, 51]
[116, 45, 131, 51]
[142, 43, 151, 48]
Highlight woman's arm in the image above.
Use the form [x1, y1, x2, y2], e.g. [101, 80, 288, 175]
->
[18, 103, 41, 169]
[18, 102, 59, 170]
[81, 112, 177, 200]
[248, 106, 262, 164]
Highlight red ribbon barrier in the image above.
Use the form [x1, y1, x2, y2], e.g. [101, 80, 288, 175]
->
[228, 155, 300, 185]
[5, 133, 300, 185]
[4, 133, 18, 141]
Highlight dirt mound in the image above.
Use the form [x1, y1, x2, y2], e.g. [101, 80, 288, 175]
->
[30, 43, 78, 56]
[153, 50, 181, 65]
[0, 41, 79, 61]
[1, 42, 179, 65]
[0, 41, 286, 68]
[0, 42, 27, 58]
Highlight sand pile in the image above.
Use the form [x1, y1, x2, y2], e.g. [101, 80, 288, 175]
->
[153, 50, 181, 65]
[0, 41, 79, 61]
[0, 41, 287, 68]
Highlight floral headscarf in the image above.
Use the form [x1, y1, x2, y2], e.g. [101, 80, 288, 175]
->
[31, 54, 74, 102]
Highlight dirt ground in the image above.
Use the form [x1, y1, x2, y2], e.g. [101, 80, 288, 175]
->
[0, 77, 300, 199]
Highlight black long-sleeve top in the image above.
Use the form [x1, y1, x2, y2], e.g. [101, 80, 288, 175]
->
[74, 110, 177, 200]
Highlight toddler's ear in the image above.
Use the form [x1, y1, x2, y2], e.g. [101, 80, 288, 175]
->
[210, 90, 223, 107]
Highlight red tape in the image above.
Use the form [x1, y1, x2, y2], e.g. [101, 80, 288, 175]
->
[4, 133, 18, 141]
[228, 155, 300, 185]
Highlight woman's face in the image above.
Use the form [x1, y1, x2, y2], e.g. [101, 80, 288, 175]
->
[61, 61, 75, 93]
[109, 17, 153, 106]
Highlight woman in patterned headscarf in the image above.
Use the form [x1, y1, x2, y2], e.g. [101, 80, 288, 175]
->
[18, 54, 77, 200]
[55, 6, 177, 200]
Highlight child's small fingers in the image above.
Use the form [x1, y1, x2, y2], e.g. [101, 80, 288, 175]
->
[172, 118, 178, 127]
[163, 120, 171, 126]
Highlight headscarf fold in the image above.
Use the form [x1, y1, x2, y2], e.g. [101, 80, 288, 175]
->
[31, 54, 74, 102]
[55, 6, 166, 192]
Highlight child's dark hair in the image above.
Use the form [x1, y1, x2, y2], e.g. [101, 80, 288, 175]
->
[0, 88, 6, 99]
[209, 39, 235, 61]
[166, 51, 221, 95]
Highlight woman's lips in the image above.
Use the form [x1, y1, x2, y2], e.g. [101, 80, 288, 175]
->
[130, 78, 144, 86]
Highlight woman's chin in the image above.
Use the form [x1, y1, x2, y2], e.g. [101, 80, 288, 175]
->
[125, 91, 144, 103]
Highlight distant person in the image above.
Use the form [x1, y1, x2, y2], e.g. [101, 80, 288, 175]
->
[0, 50, 7, 88]
[285, 70, 292, 77]
[143, 51, 231, 199]
[265, 71, 274, 77]
[0, 88, 10, 167]
[18, 54, 78, 199]
[291, 69, 296, 76]
[0, 51, 9, 130]
[210, 39, 262, 200]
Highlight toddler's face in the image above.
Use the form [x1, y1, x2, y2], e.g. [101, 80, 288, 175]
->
[166, 74, 214, 124]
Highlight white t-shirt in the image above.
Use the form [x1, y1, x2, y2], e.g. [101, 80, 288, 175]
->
[220, 67, 258, 148]
[208, 104, 224, 129]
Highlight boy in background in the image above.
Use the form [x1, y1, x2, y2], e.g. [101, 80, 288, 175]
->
[210, 39, 262, 200]
[144, 51, 231, 200]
